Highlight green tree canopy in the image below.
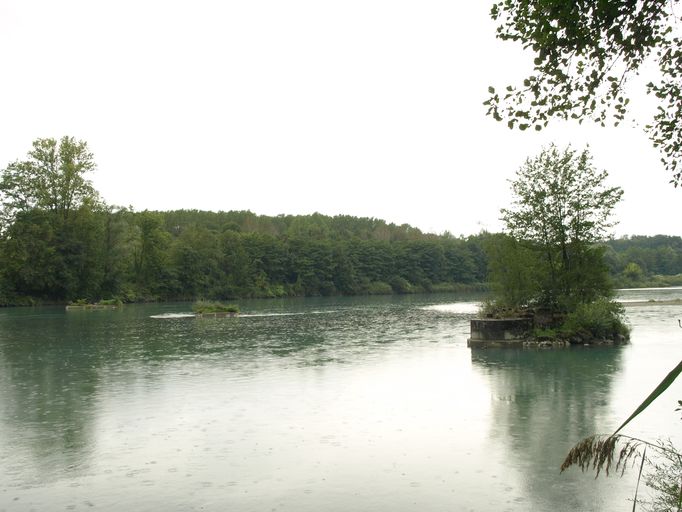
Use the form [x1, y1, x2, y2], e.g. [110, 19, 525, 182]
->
[0, 137, 99, 225]
[502, 145, 623, 247]
[485, 0, 682, 185]
[495, 145, 623, 311]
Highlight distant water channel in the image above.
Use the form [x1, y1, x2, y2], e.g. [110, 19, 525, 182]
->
[1, 290, 682, 511]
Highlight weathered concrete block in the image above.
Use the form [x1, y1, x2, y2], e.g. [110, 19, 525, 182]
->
[468, 318, 533, 348]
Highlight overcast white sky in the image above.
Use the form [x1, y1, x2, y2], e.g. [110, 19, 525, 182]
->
[0, 1, 678, 237]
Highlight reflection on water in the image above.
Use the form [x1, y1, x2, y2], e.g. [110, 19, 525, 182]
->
[0, 291, 679, 511]
[471, 348, 633, 511]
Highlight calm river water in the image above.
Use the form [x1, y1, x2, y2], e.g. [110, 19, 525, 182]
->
[1, 290, 682, 511]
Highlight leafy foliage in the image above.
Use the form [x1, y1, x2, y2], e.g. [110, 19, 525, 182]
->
[97, 298, 123, 307]
[486, 0, 682, 185]
[644, 440, 682, 512]
[493, 145, 622, 312]
[192, 301, 239, 314]
[502, 145, 622, 246]
[604, 235, 682, 287]
[561, 299, 630, 340]
[0, 137, 99, 224]
[484, 233, 542, 309]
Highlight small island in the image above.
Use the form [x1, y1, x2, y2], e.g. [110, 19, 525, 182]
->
[468, 303, 630, 348]
[192, 301, 240, 318]
[469, 146, 631, 349]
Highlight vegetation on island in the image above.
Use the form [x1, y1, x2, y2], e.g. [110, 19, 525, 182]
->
[67, 298, 122, 307]
[483, 144, 630, 343]
[192, 301, 239, 315]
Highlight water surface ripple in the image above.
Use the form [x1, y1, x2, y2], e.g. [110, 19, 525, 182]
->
[1, 291, 681, 511]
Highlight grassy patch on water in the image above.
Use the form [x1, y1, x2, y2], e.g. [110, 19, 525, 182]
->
[192, 301, 240, 314]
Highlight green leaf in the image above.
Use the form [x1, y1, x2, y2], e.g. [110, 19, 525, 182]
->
[613, 359, 682, 435]
[488, 86, 495, 94]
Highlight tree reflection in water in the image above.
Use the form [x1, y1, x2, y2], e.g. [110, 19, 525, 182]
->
[470, 347, 636, 511]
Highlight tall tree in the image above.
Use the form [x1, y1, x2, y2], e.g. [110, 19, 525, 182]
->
[498, 145, 623, 310]
[0, 137, 99, 223]
[0, 137, 105, 301]
[485, 0, 682, 185]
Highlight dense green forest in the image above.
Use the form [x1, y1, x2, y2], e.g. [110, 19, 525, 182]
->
[0, 207, 490, 304]
[0, 137, 680, 305]
[1, 205, 681, 305]
[604, 235, 682, 287]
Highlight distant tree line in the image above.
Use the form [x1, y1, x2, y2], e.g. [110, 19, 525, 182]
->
[0, 207, 490, 304]
[604, 235, 682, 287]
[0, 137, 679, 305]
